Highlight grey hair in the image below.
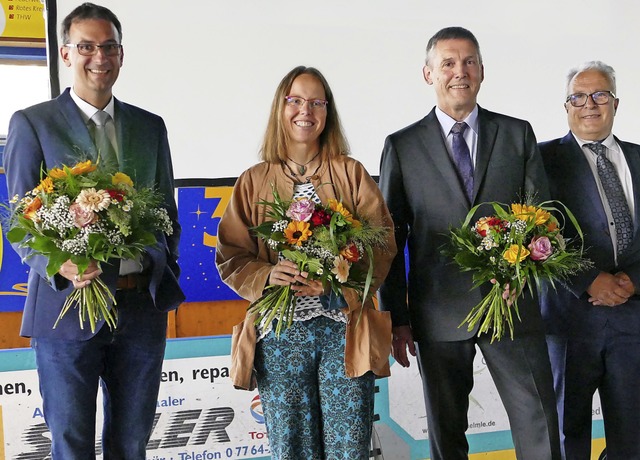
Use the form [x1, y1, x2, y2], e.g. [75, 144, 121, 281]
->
[566, 61, 616, 96]
[425, 26, 482, 67]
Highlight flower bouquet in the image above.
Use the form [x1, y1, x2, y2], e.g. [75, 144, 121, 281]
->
[249, 186, 389, 337]
[444, 199, 593, 342]
[6, 160, 174, 332]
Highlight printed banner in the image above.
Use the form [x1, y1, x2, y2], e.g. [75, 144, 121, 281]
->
[0, 338, 606, 460]
[0, 337, 272, 460]
[0, 0, 45, 41]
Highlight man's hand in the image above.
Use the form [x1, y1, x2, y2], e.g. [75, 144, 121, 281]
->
[392, 325, 416, 368]
[59, 260, 101, 289]
[587, 271, 634, 306]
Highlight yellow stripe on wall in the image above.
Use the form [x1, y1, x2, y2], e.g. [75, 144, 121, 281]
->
[463, 438, 607, 460]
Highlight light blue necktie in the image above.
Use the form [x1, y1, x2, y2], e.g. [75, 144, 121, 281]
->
[91, 111, 118, 169]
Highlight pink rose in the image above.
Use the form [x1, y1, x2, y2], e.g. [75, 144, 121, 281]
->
[528, 236, 553, 261]
[69, 203, 98, 228]
[286, 198, 316, 222]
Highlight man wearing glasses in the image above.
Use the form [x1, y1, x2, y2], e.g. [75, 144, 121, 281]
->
[4, 3, 184, 458]
[539, 61, 640, 459]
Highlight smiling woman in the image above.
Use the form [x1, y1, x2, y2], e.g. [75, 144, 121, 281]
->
[215, 65, 397, 460]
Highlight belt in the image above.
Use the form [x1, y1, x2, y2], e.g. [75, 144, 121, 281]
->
[116, 273, 149, 291]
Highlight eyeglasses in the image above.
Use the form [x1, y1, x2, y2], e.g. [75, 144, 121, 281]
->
[565, 91, 616, 107]
[284, 96, 328, 110]
[64, 43, 123, 56]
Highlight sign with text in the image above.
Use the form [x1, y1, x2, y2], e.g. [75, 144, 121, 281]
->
[0, 0, 45, 41]
[0, 338, 606, 460]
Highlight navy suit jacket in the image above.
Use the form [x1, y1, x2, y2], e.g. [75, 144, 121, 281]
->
[539, 132, 640, 337]
[4, 88, 185, 340]
[378, 106, 550, 342]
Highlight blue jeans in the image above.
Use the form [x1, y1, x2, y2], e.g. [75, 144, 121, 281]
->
[32, 289, 168, 459]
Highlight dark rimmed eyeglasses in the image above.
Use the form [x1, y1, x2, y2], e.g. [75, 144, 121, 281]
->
[565, 91, 616, 107]
[284, 96, 329, 110]
[64, 43, 123, 56]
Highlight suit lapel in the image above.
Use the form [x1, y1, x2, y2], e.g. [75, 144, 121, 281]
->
[114, 98, 138, 175]
[56, 89, 96, 159]
[559, 132, 610, 227]
[617, 137, 640, 234]
[473, 107, 497, 203]
[419, 110, 470, 206]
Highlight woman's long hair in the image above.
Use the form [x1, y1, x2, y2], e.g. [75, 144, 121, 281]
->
[260, 66, 350, 163]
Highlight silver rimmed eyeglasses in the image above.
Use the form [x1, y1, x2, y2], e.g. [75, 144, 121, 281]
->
[64, 43, 123, 56]
[284, 96, 328, 110]
[565, 91, 616, 107]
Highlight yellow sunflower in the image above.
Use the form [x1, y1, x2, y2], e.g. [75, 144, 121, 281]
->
[284, 221, 312, 246]
[34, 177, 54, 194]
[70, 160, 97, 175]
[511, 204, 550, 226]
[328, 199, 355, 224]
[48, 168, 67, 179]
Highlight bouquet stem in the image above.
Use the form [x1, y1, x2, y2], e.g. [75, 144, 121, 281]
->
[459, 281, 520, 343]
[54, 276, 118, 333]
[247, 285, 296, 338]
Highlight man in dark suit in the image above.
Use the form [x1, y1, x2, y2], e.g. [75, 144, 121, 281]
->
[378, 26, 561, 459]
[539, 61, 640, 460]
[4, 3, 184, 458]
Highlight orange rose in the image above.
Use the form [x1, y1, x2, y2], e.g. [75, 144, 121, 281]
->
[23, 197, 42, 221]
[340, 243, 360, 262]
[475, 216, 506, 237]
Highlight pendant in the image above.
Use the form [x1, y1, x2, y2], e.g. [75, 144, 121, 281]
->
[297, 165, 306, 175]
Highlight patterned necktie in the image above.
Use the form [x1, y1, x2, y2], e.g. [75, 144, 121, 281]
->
[587, 142, 633, 254]
[451, 122, 474, 202]
[91, 111, 118, 169]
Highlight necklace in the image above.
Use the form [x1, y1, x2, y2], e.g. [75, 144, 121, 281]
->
[282, 159, 322, 184]
[287, 151, 321, 175]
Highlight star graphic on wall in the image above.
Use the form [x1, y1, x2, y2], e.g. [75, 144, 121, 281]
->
[191, 205, 206, 220]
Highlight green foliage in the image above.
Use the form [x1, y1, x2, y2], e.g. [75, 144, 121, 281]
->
[7, 160, 173, 332]
[444, 199, 593, 342]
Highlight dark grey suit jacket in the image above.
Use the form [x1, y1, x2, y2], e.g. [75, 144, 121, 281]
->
[379, 106, 550, 342]
[4, 88, 185, 340]
[539, 132, 640, 337]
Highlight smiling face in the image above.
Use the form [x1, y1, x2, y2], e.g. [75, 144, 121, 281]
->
[423, 38, 484, 120]
[283, 74, 327, 156]
[60, 18, 123, 109]
[566, 69, 618, 141]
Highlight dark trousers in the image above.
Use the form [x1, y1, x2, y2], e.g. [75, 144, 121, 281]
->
[32, 289, 168, 459]
[416, 334, 561, 460]
[547, 328, 640, 460]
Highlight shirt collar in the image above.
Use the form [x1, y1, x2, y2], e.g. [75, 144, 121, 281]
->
[70, 88, 115, 123]
[435, 105, 479, 136]
[573, 132, 615, 151]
